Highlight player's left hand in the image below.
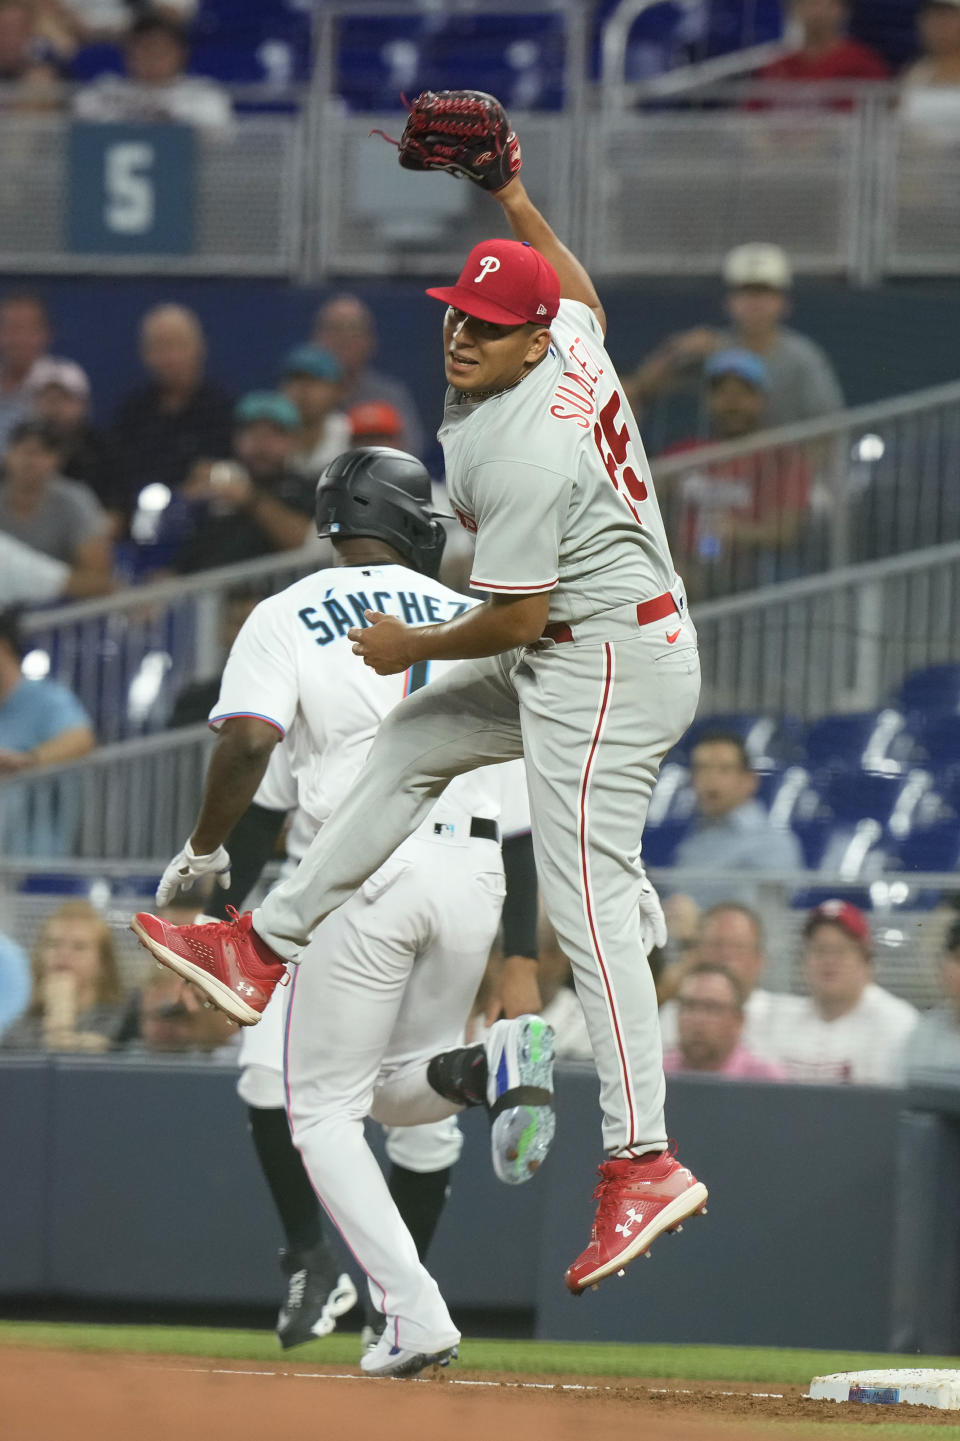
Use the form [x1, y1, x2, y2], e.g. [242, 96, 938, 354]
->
[156, 839, 232, 906]
[638, 871, 668, 956]
[348, 611, 415, 676]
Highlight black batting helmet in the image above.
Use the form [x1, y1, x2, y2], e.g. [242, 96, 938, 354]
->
[315, 447, 446, 579]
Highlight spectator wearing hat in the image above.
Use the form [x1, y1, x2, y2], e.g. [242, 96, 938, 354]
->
[662, 347, 812, 594]
[73, 12, 232, 136]
[111, 304, 234, 516]
[902, 1, 960, 143]
[625, 242, 844, 431]
[663, 964, 786, 1081]
[27, 358, 123, 525]
[348, 400, 406, 450]
[756, 0, 889, 87]
[768, 901, 918, 1086]
[172, 391, 318, 574]
[0, 419, 113, 592]
[279, 345, 351, 478]
[313, 294, 425, 459]
[902, 918, 960, 1085]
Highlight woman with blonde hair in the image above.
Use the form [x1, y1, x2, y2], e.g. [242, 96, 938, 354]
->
[1, 898, 124, 1051]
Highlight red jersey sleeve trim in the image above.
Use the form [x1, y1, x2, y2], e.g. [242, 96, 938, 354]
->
[469, 576, 560, 594]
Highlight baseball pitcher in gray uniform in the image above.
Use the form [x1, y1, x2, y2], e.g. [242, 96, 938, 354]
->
[133, 94, 708, 1319]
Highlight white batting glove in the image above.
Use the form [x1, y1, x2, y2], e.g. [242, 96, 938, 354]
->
[156, 839, 232, 907]
[638, 872, 668, 956]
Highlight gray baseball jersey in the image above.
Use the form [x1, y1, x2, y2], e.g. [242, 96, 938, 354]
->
[256, 289, 701, 1161]
[439, 299, 677, 624]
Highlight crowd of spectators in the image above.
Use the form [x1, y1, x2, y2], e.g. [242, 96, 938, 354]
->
[0, 893, 238, 1056]
[0, 284, 426, 604]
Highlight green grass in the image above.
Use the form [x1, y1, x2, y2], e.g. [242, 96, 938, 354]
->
[0, 1319, 957, 1389]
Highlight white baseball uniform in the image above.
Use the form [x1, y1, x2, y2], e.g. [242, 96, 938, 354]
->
[237, 739, 530, 1175]
[212, 564, 522, 1351]
[252, 297, 700, 1164]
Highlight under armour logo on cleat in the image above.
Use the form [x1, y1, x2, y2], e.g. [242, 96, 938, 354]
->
[615, 1206, 644, 1239]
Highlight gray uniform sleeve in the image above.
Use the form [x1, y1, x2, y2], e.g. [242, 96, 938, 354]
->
[467, 458, 571, 595]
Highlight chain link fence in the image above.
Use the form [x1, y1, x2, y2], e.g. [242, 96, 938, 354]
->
[0, 78, 957, 279]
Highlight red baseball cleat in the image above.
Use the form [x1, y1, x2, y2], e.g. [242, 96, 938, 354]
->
[131, 907, 288, 1026]
[564, 1148, 708, 1294]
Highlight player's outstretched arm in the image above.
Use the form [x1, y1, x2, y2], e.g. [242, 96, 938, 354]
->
[493, 177, 606, 336]
[190, 718, 282, 856]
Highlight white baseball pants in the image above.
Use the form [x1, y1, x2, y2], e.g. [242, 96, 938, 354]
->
[282, 830, 505, 1352]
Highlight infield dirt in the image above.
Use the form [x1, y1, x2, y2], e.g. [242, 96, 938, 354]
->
[3, 1348, 959, 1441]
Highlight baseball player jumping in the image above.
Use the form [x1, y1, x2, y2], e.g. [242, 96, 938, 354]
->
[134, 90, 707, 1314]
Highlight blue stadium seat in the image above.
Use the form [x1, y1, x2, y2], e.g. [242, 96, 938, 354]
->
[815, 771, 909, 827]
[895, 664, 960, 723]
[336, 12, 566, 112]
[642, 816, 695, 868]
[915, 714, 960, 774]
[803, 709, 912, 773]
[672, 712, 804, 767]
[895, 818, 960, 874]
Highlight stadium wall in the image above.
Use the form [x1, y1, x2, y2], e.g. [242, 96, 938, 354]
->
[1, 1057, 929, 1351]
[4, 274, 960, 467]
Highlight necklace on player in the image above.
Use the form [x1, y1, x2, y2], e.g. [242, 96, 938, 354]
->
[466, 368, 531, 405]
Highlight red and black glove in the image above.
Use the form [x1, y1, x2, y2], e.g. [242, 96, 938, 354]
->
[395, 89, 522, 192]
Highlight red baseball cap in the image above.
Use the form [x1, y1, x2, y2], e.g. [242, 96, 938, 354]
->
[426, 238, 561, 327]
[804, 899, 872, 951]
[349, 400, 403, 439]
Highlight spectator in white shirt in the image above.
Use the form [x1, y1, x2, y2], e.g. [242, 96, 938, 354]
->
[902, 916, 960, 1085]
[770, 900, 917, 1087]
[73, 12, 232, 137]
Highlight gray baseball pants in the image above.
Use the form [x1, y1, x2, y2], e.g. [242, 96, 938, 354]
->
[255, 608, 700, 1153]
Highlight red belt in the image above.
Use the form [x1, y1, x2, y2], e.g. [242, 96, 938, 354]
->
[542, 590, 680, 646]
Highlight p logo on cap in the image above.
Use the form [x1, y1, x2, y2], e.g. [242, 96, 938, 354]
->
[426, 238, 561, 326]
[475, 256, 502, 283]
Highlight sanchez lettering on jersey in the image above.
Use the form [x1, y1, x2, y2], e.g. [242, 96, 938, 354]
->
[297, 589, 469, 647]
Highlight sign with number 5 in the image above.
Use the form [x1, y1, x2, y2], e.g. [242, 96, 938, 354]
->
[67, 122, 195, 255]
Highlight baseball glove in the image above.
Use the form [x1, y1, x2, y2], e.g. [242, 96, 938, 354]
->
[392, 90, 522, 192]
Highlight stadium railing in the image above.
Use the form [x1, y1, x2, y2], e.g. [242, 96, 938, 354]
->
[0, 65, 957, 279]
[0, 849, 953, 1024]
[11, 379, 955, 742]
[651, 378, 960, 599]
[19, 543, 322, 742]
[0, 85, 306, 277]
[693, 538, 960, 720]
